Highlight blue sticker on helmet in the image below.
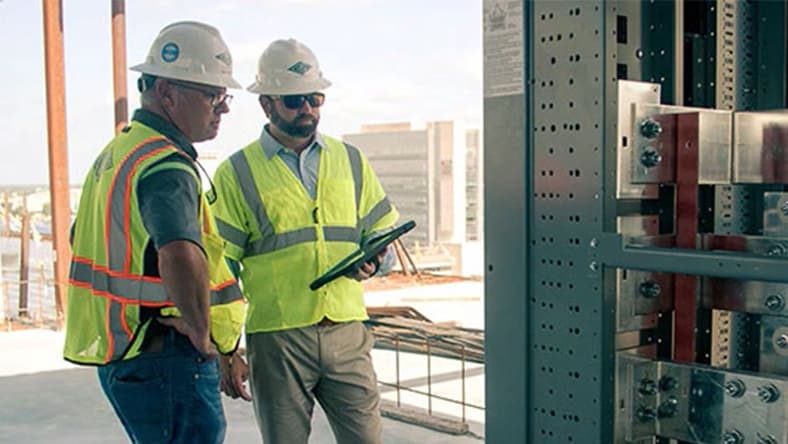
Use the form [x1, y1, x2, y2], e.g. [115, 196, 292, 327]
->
[161, 43, 180, 63]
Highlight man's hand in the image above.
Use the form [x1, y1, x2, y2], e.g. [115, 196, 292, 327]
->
[157, 240, 214, 357]
[158, 317, 218, 360]
[347, 246, 388, 281]
[219, 351, 252, 401]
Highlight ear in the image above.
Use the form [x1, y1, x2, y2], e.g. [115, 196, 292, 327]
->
[155, 80, 177, 110]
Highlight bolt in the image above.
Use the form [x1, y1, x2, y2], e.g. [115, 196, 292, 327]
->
[640, 119, 663, 139]
[639, 281, 662, 299]
[657, 396, 679, 418]
[781, 200, 788, 216]
[757, 384, 780, 403]
[640, 147, 663, 168]
[590, 238, 599, 248]
[757, 433, 778, 444]
[767, 243, 787, 257]
[659, 375, 678, 392]
[764, 294, 785, 312]
[636, 406, 657, 422]
[638, 378, 658, 396]
[722, 430, 744, 444]
[776, 334, 788, 349]
[724, 379, 746, 398]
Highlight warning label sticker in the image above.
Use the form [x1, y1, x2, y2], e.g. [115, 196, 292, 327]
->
[483, 0, 524, 98]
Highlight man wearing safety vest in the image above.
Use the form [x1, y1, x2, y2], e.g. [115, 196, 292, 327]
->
[211, 39, 398, 444]
[63, 21, 245, 443]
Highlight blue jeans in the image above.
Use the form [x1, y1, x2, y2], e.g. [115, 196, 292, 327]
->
[97, 330, 226, 444]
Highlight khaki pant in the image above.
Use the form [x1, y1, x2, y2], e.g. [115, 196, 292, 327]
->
[247, 321, 382, 444]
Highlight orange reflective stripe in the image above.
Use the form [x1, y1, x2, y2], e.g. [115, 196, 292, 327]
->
[72, 255, 163, 284]
[104, 136, 175, 271]
[104, 136, 165, 268]
[213, 278, 236, 291]
[68, 278, 172, 307]
[104, 301, 132, 363]
[71, 255, 243, 306]
[203, 206, 212, 235]
[104, 302, 116, 363]
[70, 255, 172, 306]
[119, 303, 132, 337]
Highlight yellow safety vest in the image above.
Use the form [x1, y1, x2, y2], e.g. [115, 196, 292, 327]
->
[64, 121, 245, 365]
[211, 135, 398, 333]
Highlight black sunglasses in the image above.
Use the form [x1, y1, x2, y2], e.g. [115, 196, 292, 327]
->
[271, 93, 326, 110]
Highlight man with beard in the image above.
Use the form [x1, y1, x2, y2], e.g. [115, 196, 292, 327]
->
[210, 39, 398, 444]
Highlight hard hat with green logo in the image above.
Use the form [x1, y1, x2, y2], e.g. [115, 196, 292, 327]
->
[247, 38, 332, 95]
[131, 21, 241, 89]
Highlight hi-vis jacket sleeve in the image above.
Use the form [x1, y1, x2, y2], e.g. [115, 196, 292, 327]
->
[357, 151, 399, 238]
[211, 160, 253, 261]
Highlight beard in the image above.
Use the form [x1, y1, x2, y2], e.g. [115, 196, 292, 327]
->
[269, 106, 319, 138]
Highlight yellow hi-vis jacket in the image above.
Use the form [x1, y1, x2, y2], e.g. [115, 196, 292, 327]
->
[64, 121, 245, 365]
[211, 134, 398, 333]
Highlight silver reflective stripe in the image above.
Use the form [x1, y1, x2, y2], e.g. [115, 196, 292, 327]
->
[344, 142, 363, 213]
[231, 144, 363, 258]
[231, 150, 321, 256]
[230, 151, 275, 239]
[108, 138, 176, 271]
[211, 282, 243, 305]
[216, 218, 248, 249]
[323, 226, 359, 243]
[359, 197, 393, 233]
[108, 302, 131, 361]
[245, 227, 317, 256]
[71, 259, 241, 306]
[70, 259, 168, 303]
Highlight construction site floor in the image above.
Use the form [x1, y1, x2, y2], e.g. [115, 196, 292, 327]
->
[1, 280, 486, 443]
[0, 367, 482, 443]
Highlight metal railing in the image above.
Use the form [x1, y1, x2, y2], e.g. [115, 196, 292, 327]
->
[1, 271, 59, 330]
[367, 311, 485, 436]
[378, 333, 485, 423]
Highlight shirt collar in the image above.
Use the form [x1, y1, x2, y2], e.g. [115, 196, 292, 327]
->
[259, 124, 327, 159]
[132, 109, 198, 160]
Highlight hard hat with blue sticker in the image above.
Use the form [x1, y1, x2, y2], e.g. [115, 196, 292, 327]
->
[161, 42, 180, 63]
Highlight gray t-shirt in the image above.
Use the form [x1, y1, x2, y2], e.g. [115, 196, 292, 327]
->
[131, 109, 203, 275]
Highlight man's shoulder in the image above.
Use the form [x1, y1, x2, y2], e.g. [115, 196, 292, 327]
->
[318, 133, 344, 147]
[215, 140, 263, 175]
[318, 133, 359, 156]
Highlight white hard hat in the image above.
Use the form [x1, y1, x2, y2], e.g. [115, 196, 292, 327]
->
[131, 21, 241, 89]
[247, 39, 332, 95]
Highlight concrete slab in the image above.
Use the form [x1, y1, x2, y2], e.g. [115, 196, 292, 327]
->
[0, 283, 486, 442]
[0, 367, 482, 443]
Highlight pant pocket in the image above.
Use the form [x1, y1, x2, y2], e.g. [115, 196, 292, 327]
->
[107, 366, 172, 444]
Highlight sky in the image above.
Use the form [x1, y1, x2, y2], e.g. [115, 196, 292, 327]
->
[0, 0, 482, 185]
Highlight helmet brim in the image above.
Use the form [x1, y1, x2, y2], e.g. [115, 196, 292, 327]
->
[246, 78, 332, 95]
[130, 63, 242, 89]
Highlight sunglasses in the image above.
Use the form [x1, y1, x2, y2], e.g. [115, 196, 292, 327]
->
[271, 93, 326, 110]
[168, 80, 233, 108]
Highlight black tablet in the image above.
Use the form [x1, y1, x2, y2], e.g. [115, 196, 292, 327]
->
[309, 220, 416, 291]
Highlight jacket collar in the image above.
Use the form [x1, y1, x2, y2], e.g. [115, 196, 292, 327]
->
[259, 124, 327, 160]
[132, 109, 198, 160]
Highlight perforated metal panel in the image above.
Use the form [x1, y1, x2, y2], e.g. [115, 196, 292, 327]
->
[485, 1, 787, 443]
[714, 185, 757, 234]
[754, 1, 788, 109]
[716, 0, 757, 110]
[531, 2, 611, 442]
